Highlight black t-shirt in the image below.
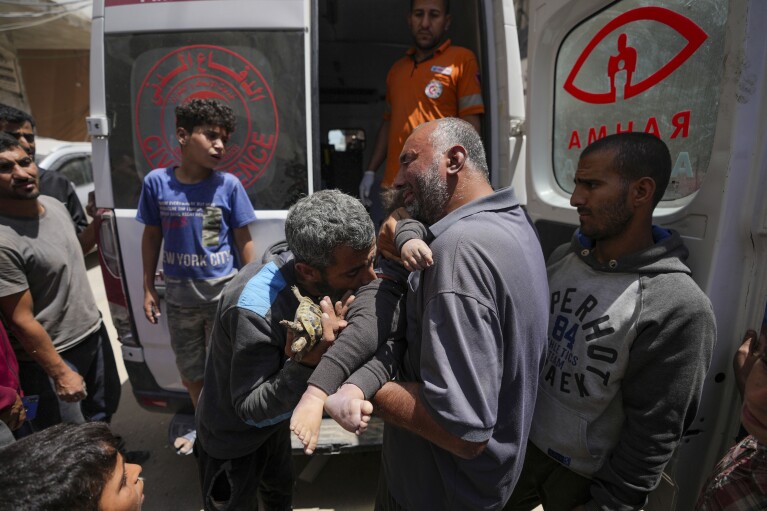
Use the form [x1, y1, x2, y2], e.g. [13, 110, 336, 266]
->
[38, 168, 88, 233]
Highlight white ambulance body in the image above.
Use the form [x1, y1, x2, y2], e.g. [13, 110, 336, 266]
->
[524, 1, 766, 508]
[89, 0, 766, 507]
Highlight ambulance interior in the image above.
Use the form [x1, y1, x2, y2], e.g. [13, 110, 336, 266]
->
[316, 0, 487, 198]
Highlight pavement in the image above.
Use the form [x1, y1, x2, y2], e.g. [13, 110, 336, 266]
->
[87, 253, 381, 511]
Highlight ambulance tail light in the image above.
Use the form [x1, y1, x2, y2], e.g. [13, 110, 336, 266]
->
[138, 397, 169, 409]
[96, 209, 139, 348]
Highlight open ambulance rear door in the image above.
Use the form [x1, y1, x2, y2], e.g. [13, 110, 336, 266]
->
[525, 0, 767, 508]
[89, 0, 312, 412]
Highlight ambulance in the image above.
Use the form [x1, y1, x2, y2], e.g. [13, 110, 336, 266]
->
[88, 0, 766, 508]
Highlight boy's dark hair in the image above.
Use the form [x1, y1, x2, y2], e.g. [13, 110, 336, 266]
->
[410, 0, 450, 13]
[581, 132, 672, 207]
[175, 98, 236, 134]
[0, 132, 23, 152]
[0, 422, 122, 511]
[0, 103, 35, 127]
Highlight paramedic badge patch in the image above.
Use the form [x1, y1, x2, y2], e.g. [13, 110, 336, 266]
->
[425, 79, 443, 99]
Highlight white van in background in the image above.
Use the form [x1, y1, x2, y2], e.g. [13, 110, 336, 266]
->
[35, 137, 94, 218]
[88, 0, 767, 508]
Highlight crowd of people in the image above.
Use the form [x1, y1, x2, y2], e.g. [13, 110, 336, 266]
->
[0, 1, 763, 510]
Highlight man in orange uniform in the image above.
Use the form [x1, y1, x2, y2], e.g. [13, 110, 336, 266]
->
[359, 0, 484, 211]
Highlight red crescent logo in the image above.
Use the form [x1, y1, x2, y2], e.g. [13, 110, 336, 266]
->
[564, 7, 707, 104]
[135, 45, 279, 188]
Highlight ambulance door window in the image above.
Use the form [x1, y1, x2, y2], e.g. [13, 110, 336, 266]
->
[552, 0, 727, 200]
[321, 128, 365, 194]
[104, 30, 307, 210]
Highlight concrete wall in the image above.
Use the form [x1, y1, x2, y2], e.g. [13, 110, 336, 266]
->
[0, 33, 29, 111]
[19, 49, 90, 141]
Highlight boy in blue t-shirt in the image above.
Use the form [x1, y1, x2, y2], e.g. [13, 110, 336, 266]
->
[136, 99, 256, 453]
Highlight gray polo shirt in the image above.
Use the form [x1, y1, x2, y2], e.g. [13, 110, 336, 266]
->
[382, 187, 549, 510]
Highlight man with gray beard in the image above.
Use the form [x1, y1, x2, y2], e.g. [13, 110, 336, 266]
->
[357, 118, 549, 510]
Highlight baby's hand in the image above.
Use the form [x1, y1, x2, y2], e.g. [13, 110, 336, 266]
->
[377, 207, 410, 263]
[401, 239, 433, 271]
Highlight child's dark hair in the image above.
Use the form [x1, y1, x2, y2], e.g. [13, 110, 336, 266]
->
[380, 186, 407, 216]
[175, 98, 236, 134]
[0, 422, 123, 510]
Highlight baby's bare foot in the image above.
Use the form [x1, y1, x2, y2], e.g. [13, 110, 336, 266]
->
[291, 391, 326, 455]
[326, 384, 371, 434]
[356, 400, 374, 435]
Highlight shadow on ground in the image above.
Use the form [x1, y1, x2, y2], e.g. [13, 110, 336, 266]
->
[111, 380, 381, 511]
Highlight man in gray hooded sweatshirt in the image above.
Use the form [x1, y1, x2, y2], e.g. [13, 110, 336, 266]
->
[505, 132, 716, 511]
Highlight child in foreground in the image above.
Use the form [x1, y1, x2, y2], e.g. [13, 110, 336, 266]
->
[289, 194, 432, 455]
[0, 422, 145, 510]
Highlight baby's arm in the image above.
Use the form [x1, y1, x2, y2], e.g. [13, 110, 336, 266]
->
[393, 217, 434, 271]
[294, 285, 391, 452]
[325, 384, 373, 435]
[290, 384, 328, 455]
[377, 207, 408, 264]
[328, 290, 407, 434]
[378, 208, 434, 270]
[400, 238, 433, 271]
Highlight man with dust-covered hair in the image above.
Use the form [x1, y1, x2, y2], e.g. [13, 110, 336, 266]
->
[286, 189, 377, 276]
[196, 189, 376, 510]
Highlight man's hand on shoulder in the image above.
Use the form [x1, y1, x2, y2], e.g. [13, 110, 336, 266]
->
[330, 291, 355, 322]
[285, 293, 355, 367]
